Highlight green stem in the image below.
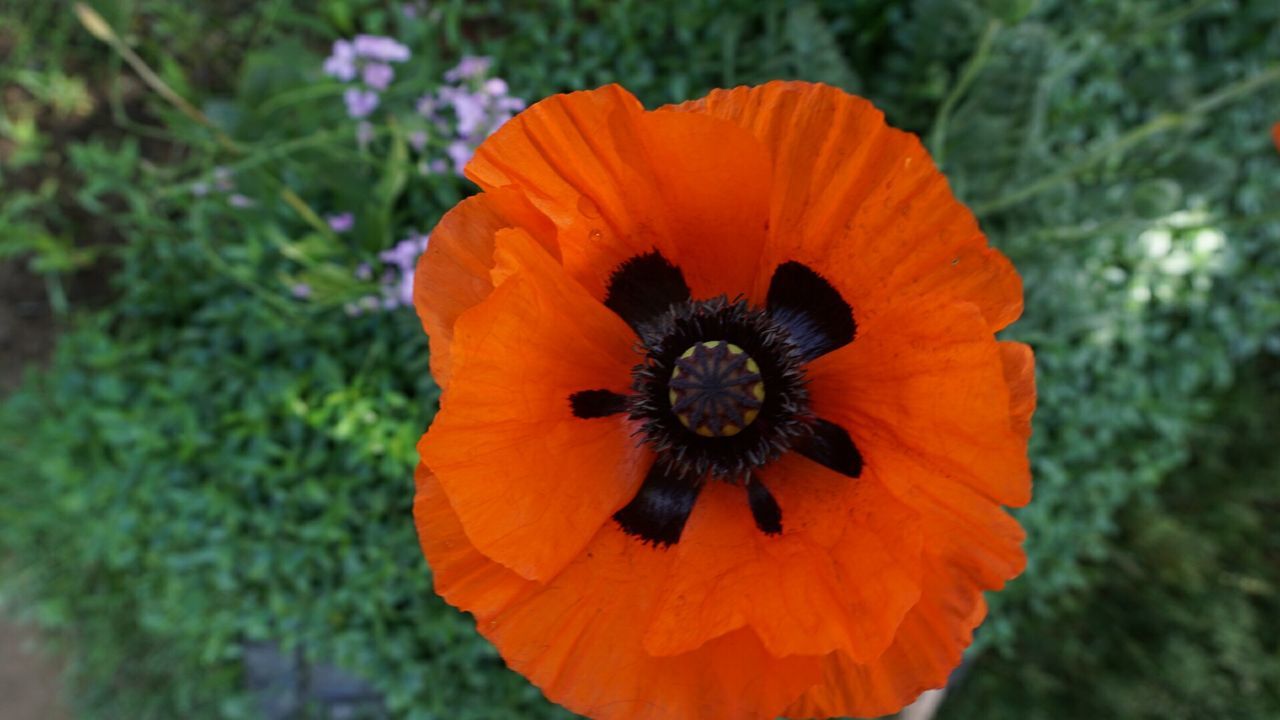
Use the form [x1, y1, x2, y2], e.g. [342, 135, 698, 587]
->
[155, 129, 371, 201]
[977, 114, 1182, 215]
[1184, 64, 1280, 116]
[930, 19, 1001, 167]
[279, 186, 338, 239]
[72, 4, 343, 247]
[73, 3, 244, 156]
[256, 83, 348, 117]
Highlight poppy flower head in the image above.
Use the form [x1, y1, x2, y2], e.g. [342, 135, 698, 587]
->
[413, 81, 1035, 720]
[572, 251, 870, 546]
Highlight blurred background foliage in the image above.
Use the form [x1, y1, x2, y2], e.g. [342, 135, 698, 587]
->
[1, 0, 1277, 718]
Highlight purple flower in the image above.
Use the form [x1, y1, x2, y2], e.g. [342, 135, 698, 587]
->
[379, 233, 429, 269]
[190, 181, 210, 197]
[424, 61, 527, 169]
[362, 62, 395, 91]
[444, 55, 491, 82]
[409, 130, 429, 151]
[323, 35, 410, 115]
[326, 212, 355, 233]
[353, 35, 411, 63]
[349, 233, 430, 313]
[370, 232, 430, 310]
[228, 194, 255, 208]
[449, 90, 489, 139]
[482, 77, 509, 96]
[413, 58, 525, 176]
[394, 271, 415, 307]
[447, 140, 473, 174]
[323, 40, 358, 81]
[291, 283, 312, 299]
[344, 88, 379, 118]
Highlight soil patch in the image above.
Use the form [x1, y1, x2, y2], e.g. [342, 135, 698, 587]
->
[0, 620, 69, 720]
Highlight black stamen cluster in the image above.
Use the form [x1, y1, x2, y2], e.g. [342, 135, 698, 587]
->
[628, 296, 813, 481]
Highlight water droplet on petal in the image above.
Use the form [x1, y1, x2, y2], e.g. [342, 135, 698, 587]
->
[588, 229, 604, 243]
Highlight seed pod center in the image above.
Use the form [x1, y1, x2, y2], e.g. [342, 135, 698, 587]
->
[668, 341, 765, 438]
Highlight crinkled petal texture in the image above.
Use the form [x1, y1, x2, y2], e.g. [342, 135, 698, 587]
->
[674, 82, 1023, 331]
[413, 81, 1035, 719]
[420, 228, 646, 581]
[416, 465, 825, 720]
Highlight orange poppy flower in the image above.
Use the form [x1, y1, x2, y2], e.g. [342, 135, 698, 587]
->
[413, 81, 1034, 719]
[1272, 121, 1280, 153]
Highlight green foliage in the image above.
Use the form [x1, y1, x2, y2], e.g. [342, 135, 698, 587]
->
[946, 362, 1280, 719]
[920, 0, 1280, 651]
[0, 243, 560, 718]
[1, 0, 1278, 718]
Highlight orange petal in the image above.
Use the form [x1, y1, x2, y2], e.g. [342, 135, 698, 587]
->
[413, 194, 501, 389]
[1272, 121, 1280, 154]
[645, 459, 923, 662]
[999, 341, 1037, 441]
[630, 109, 773, 297]
[807, 296, 1032, 508]
[414, 466, 824, 720]
[414, 188, 555, 388]
[675, 81, 1022, 332]
[910, 473, 1026, 591]
[420, 228, 644, 581]
[414, 462, 537, 618]
[466, 84, 772, 300]
[784, 554, 990, 719]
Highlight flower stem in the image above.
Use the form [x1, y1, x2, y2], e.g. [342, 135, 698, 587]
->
[73, 3, 244, 156]
[930, 19, 1001, 167]
[72, 3, 339, 243]
[976, 64, 1280, 216]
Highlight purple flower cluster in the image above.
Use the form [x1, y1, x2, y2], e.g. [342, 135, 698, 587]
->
[324, 35, 412, 118]
[346, 232, 430, 315]
[418, 56, 526, 174]
[307, 42, 525, 313]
